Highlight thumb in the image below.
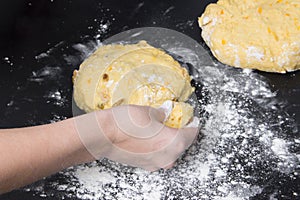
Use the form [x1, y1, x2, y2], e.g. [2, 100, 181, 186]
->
[155, 100, 174, 123]
[149, 107, 167, 123]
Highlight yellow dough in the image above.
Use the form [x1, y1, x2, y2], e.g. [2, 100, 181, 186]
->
[164, 101, 194, 129]
[198, 0, 300, 73]
[73, 41, 195, 128]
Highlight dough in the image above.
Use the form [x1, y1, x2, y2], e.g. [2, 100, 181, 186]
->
[164, 101, 194, 129]
[73, 41, 195, 128]
[198, 0, 300, 73]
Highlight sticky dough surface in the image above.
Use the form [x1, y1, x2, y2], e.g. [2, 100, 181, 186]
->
[198, 0, 300, 73]
[73, 41, 195, 128]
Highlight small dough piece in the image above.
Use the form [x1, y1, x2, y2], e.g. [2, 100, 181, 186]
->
[198, 0, 300, 73]
[73, 41, 195, 128]
[164, 102, 194, 129]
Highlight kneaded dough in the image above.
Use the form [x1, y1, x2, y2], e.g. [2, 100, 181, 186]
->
[73, 41, 195, 128]
[198, 0, 300, 73]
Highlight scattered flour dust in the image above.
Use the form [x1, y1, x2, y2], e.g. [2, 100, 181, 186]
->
[24, 37, 299, 199]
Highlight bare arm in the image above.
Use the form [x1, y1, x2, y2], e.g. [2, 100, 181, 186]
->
[0, 117, 94, 194]
[0, 105, 198, 194]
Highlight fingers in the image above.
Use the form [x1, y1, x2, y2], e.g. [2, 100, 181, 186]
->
[164, 162, 175, 170]
[111, 105, 165, 139]
[149, 107, 166, 123]
[146, 162, 175, 172]
[85, 105, 200, 171]
[179, 127, 199, 146]
[141, 127, 198, 171]
[156, 100, 173, 122]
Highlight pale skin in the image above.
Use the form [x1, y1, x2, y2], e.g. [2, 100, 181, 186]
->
[0, 105, 198, 194]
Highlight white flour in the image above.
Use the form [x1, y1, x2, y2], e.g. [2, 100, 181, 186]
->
[24, 31, 299, 199]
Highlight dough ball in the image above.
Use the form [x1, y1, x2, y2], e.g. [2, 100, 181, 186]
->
[73, 41, 195, 128]
[198, 0, 300, 73]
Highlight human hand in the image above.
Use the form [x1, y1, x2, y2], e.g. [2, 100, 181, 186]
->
[74, 105, 199, 171]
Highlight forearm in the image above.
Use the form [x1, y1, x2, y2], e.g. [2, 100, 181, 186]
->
[0, 117, 94, 194]
[0, 105, 198, 193]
